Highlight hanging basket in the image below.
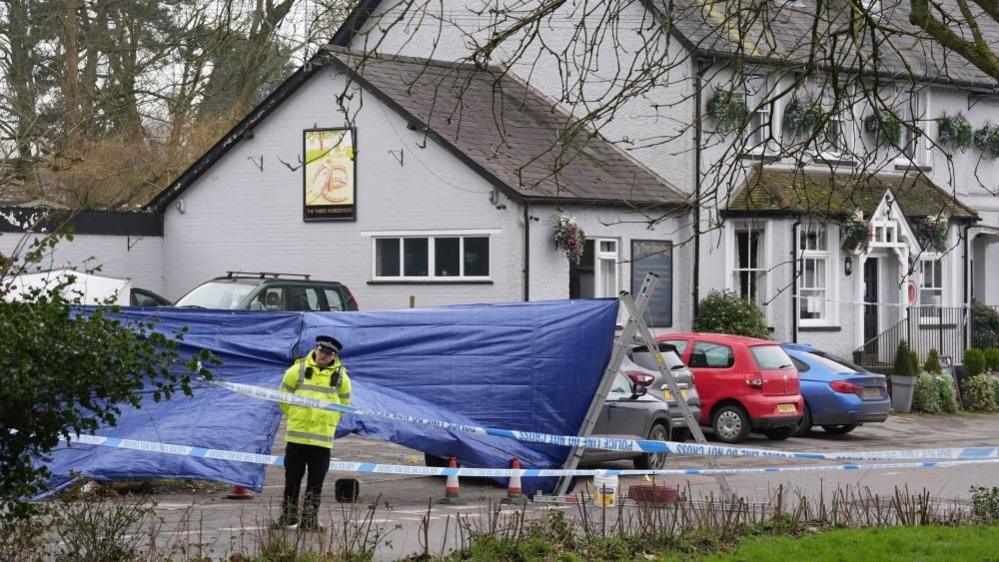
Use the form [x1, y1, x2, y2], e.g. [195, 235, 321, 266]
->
[553, 216, 586, 265]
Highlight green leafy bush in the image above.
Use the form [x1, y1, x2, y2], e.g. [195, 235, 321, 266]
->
[965, 348, 987, 378]
[693, 290, 769, 340]
[984, 348, 999, 373]
[910, 351, 920, 375]
[971, 485, 999, 524]
[964, 374, 998, 412]
[707, 90, 749, 129]
[894, 341, 915, 377]
[924, 349, 942, 374]
[936, 113, 973, 150]
[971, 300, 999, 349]
[912, 373, 942, 414]
[932, 375, 959, 413]
[974, 123, 999, 158]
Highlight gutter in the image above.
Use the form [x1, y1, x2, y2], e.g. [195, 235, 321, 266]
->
[791, 216, 802, 343]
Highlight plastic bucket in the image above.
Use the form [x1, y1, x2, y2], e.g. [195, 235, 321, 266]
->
[593, 474, 618, 507]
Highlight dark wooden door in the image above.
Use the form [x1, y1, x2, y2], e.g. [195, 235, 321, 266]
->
[863, 258, 879, 354]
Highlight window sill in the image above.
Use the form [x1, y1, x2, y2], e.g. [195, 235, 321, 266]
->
[894, 163, 931, 173]
[740, 153, 781, 163]
[798, 325, 842, 332]
[368, 279, 493, 285]
[812, 157, 857, 168]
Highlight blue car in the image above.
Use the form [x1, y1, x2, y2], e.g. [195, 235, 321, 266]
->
[781, 343, 890, 436]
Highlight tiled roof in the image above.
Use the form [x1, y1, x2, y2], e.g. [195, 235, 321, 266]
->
[329, 49, 688, 206]
[726, 166, 978, 219]
[660, 0, 999, 88]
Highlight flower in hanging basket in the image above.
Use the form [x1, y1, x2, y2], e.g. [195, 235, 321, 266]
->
[916, 214, 949, 253]
[554, 215, 587, 264]
[973, 123, 999, 159]
[864, 110, 903, 146]
[783, 97, 823, 139]
[936, 112, 972, 151]
[839, 209, 869, 253]
[706, 89, 749, 130]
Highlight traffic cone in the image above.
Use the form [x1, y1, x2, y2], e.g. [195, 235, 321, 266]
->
[500, 458, 528, 506]
[226, 485, 254, 500]
[437, 457, 463, 504]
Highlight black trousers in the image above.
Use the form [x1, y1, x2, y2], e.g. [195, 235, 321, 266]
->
[282, 442, 331, 522]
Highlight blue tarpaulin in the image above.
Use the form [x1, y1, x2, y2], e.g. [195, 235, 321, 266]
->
[44, 299, 618, 496]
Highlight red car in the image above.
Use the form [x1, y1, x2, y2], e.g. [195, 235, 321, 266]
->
[656, 333, 804, 443]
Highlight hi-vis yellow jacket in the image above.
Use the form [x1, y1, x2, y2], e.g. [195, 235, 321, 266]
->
[279, 351, 352, 448]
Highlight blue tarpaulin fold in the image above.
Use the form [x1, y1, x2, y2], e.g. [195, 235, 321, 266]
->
[44, 299, 617, 496]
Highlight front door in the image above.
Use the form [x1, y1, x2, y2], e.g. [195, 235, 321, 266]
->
[863, 258, 879, 354]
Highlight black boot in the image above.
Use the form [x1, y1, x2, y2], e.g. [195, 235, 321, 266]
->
[271, 498, 299, 529]
[300, 492, 324, 532]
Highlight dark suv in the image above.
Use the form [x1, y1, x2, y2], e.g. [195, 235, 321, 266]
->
[174, 272, 358, 312]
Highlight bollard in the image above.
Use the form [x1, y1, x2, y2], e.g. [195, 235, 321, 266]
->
[437, 457, 463, 504]
[500, 458, 528, 506]
[226, 485, 254, 500]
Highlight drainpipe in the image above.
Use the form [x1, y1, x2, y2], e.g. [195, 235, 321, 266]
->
[791, 216, 802, 343]
[693, 58, 711, 321]
[523, 202, 530, 302]
[964, 222, 972, 348]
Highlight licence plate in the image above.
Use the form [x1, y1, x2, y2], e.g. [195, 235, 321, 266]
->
[861, 387, 882, 399]
[661, 389, 689, 401]
[777, 403, 797, 414]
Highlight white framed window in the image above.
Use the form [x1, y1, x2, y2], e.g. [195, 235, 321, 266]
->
[570, 238, 619, 299]
[745, 75, 771, 149]
[821, 87, 850, 158]
[733, 225, 767, 306]
[896, 89, 925, 163]
[798, 224, 832, 324]
[372, 234, 490, 280]
[919, 257, 943, 320]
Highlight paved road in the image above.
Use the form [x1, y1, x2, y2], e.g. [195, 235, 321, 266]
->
[123, 413, 999, 560]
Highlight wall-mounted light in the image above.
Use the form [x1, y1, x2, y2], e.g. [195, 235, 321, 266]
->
[844, 255, 853, 277]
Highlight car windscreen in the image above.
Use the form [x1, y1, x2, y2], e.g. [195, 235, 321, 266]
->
[174, 282, 256, 309]
[805, 351, 860, 374]
[750, 345, 795, 370]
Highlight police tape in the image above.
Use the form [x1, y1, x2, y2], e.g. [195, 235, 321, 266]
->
[57, 433, 999, 478]
[210, 380, 999, 463]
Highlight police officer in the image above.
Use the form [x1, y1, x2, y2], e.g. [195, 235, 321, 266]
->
[274, 335, 351, 531]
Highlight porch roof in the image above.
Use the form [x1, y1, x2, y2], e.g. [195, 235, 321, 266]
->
[725, 167, 978, 221]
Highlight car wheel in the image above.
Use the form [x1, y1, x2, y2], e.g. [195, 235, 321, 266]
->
[821, 424, 858, 435]
[792, 403, 813, 437]
[634, 423, 670, 470]
[424, 453, 449, 467]
[764, 426, 795, 440]
[711, 405, 751, 444]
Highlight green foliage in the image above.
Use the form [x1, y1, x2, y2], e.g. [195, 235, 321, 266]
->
[864, 111, 903, 146]
[932, 375, 959, 414]
[924, 349, 942, 374]
[707, 90, 749, 129]
[838, 210, 869, 253]
[964, 348, 987, 378]
[916, 215, 949, 253]
[973, 123, 999, 158]
[984, 348, 999, 372]
[936, 113, 973, 150]
[783, 97, 823, 138]
[910, 351, 920, 375]
[964, 375, 998, 412]
[970, 486, 999, 524]
[971, 300, 999, 349]
[694, 290, 769, 339]
[912, 373, 942, 414]
[893, 341, 915, 377]
[0, 230, 217, 519]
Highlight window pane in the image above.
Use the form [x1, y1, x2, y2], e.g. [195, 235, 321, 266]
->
[324, 289, 344, 311]
[435, 238, 460, 277]
[750, 346, 794, 370]
[690, 342, 734, 369]
[376, 239, 400, 277]
[404, 238, 429, 276]
[464, 237, 489, 276]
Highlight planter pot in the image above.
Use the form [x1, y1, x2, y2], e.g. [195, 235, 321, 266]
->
[891, 375, 916, 413]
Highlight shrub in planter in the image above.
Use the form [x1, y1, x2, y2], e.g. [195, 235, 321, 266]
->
[974, 123, 999, 158]
[912, 373, 942, 414]
[984, 348, 999, 372]
[894, 341, 915, 377]
[936, 113, 973, 151]
[964, 374, 998, 412]
[865, 111, 903, 146]
[965, 348, 987, 378]
[933, 374, 959, 413]
[693, 290, 769, 339]
[924, 348, 942, 374]
[910, 351, 920, 375]
[706, 90, 749, 130]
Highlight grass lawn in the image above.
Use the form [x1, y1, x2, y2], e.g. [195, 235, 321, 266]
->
[679, 525, 999, 561]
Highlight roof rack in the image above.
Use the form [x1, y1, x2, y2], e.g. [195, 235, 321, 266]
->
[225, 271, 312, 280]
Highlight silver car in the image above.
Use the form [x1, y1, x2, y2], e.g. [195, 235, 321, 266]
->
[622, 343, 701, 442]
